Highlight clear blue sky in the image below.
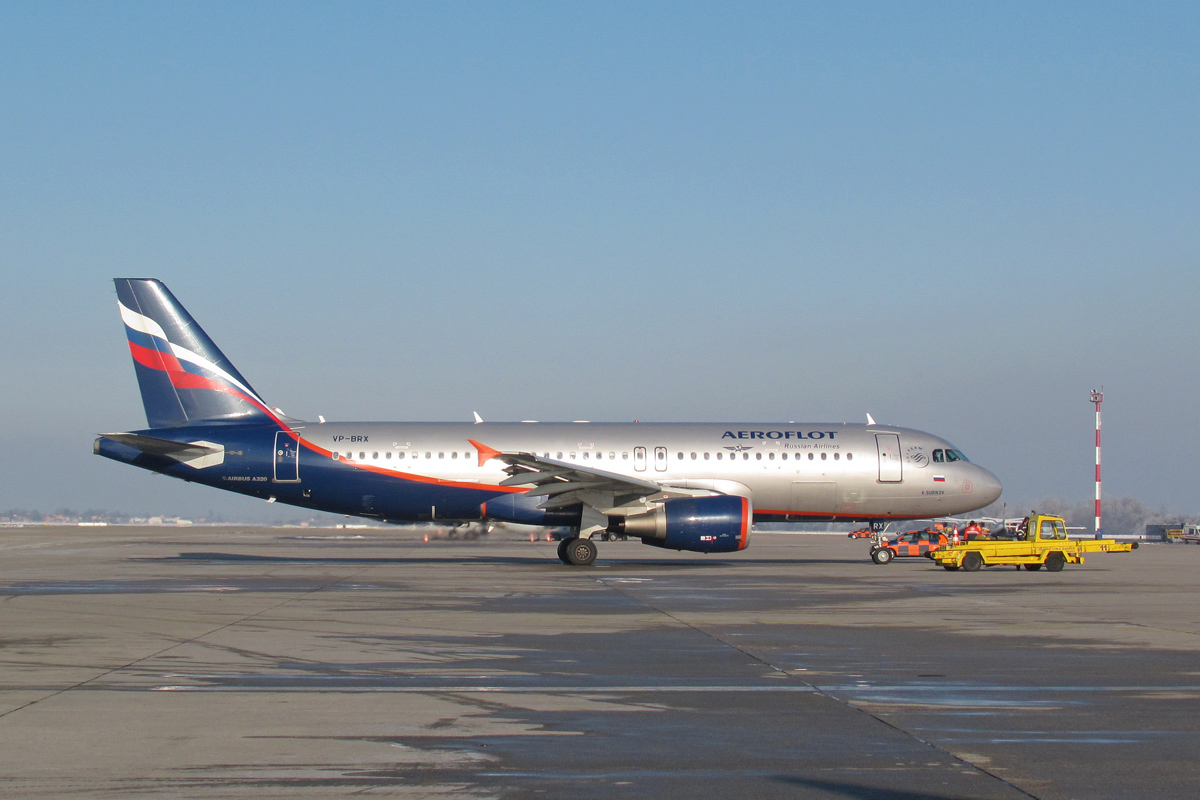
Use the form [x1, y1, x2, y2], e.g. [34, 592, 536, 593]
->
[2, 2, 1197, 520]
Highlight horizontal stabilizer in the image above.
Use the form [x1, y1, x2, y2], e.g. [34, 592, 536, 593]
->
[96, 433, 225, 469]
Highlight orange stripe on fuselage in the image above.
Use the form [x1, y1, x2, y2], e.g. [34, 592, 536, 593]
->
[299, 439, 525, 494]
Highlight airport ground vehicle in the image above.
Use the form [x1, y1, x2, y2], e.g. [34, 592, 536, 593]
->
[870, 530, 949, 564]
[930, 513, 1137, 572]
[1147, 523, 1200, 543]
[847, 527, 873, 539]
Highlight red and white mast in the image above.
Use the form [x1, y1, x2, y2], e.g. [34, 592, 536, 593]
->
[1091, 388, 1103, 538]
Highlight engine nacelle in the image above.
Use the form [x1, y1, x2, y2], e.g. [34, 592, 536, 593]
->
[616, 495, 751, 553]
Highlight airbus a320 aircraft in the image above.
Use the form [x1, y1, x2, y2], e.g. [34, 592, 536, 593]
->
[96, 279, 1002, 565]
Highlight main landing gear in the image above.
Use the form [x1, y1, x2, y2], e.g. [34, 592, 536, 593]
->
[557, 537, 598, 566]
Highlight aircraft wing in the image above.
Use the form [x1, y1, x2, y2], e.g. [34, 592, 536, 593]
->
[471, 439, 676, 511]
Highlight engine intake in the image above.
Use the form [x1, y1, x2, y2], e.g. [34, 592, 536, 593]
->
[617, 495, 750, 553]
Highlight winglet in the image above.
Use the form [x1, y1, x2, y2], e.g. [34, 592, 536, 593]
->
[866, 413, 877, 426]
[472, 411, 483, 424]
[469, 439, 502, 467]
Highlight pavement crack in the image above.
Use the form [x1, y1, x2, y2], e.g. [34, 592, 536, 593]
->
[0, 566, 377, 723]
[595, 576, 1045, 800]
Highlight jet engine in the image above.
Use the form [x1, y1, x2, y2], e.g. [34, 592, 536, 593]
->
[614, 495, 750, 553]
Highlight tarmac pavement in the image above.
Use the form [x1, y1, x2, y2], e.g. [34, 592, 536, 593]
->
[0, 525, 1196, 799]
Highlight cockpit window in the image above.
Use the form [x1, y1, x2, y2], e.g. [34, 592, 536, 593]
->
[932, 449, 944, 463]
[945, 449, 969, 462]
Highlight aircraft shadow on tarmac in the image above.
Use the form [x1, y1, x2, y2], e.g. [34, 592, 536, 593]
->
[771, 776, 981, 800]
[157, 552, 876, 568]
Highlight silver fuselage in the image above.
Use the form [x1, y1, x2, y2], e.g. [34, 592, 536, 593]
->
[302, 421, 1001, 521]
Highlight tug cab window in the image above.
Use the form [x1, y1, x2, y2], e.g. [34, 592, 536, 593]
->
[1039, 519, 1067, 540]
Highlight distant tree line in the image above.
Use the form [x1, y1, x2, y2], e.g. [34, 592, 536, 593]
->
[971, 496, 1197, 537]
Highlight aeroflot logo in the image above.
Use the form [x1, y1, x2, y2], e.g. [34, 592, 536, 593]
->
[722, 430, 838, 440]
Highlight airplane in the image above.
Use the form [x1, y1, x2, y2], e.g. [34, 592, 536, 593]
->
[95, 278, 1003, 565]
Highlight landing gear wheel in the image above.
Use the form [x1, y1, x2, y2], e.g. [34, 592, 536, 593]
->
[557, 538, 573, 564]
[872, 548, 894, 565]
[1045, 552, 1066, 572]
[1023, 563, 1043, 571]
[961, 552, 983, 572]
[565, 537, 598, 566]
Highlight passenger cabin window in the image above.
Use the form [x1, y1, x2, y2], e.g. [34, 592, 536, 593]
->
[808, 453, 814, 460]
[821, 452, 827, 460]
[359, 452, 366, 460]
[847, 453, 853, 461]
[704, 452, 710, 460]
[768, 452, 775, 460]
[756, 453, 762, 460]
[834, 453, 839, 460]
[781, 453, 787, 460]
[557, 452, 563, 459]
[398, 452, 405, 459]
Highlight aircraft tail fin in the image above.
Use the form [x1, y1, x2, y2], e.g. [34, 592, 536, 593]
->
[114, 279, 276, 429]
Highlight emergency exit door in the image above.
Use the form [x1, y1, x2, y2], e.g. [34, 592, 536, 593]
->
[274, 431, 300, 482]
[875, 433, 902, 483]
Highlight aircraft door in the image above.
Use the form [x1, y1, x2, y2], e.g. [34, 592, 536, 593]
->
[273, 431, 300, 482]
[634, 446, 647, 472]
[654, 446, 668, 472]
[875, 433, 902, 483]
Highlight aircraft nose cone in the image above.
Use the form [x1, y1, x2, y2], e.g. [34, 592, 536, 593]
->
[973, 466, 1003, 506]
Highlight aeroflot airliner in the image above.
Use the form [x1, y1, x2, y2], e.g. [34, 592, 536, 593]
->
[96, 279, 1002, 565]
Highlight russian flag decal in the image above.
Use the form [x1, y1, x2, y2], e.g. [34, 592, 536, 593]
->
[933, 475, 946, 482]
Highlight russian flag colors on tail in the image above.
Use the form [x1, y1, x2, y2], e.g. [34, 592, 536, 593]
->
[115, 279, 275, 428]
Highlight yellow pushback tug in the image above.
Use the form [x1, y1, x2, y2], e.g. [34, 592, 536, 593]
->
[929, 513, 1138, 572]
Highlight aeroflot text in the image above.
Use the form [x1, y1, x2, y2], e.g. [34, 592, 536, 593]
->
[722, 431, 837, 440]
